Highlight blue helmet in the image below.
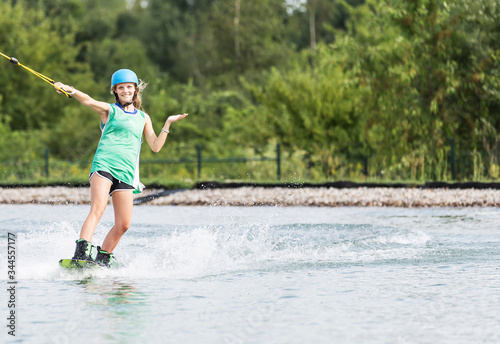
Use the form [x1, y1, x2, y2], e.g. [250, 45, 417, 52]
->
[111, 69, 139, 87]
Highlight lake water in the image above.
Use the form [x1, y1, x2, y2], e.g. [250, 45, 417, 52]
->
[1, 204, 499, 344]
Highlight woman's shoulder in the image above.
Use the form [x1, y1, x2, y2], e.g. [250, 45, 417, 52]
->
[138, 109, 148, 119]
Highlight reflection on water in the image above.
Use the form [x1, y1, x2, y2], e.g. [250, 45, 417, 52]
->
[76, 278, 148, 307]
[70, 278, 151, 342]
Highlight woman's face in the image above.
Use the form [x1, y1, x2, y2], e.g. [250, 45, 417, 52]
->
[115, 82, 136, 104]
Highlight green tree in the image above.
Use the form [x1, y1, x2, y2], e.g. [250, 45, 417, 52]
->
[284, 0, 365, 51]
[235, 46, 363, 179]
[386, 0, 499, 179]
[0, 0, 90, 131]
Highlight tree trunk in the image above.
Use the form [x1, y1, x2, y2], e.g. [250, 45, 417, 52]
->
[234, 0, 242, 73]
[308, 0, 316, 51]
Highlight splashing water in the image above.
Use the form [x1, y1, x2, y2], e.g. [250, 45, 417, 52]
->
[1, 204, 499, 344]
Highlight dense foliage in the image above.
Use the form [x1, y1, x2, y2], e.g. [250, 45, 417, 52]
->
[0, 0, 498, 183]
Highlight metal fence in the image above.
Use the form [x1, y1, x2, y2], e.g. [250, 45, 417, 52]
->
[140, 143, 282, 180]
[0, 144, 282, 183]
[0, 140, 498, 183]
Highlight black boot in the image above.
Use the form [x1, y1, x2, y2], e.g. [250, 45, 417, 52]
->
[72, 239, 95, 261]
[95, 246, 116, 268]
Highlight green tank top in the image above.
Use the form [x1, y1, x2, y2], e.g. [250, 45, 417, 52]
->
[90, 104, 146, 193]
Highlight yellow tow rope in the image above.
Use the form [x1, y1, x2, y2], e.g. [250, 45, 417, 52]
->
[0, 51, 71, 98]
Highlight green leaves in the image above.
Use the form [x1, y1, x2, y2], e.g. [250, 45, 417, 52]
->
[0, 0, 497, 182]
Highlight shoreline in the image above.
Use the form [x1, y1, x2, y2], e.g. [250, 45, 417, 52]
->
[0, 186, 499, 207]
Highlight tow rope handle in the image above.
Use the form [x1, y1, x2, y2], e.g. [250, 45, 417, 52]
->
[1, 52, 72, 98]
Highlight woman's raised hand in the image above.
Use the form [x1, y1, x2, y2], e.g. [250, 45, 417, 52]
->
[166, 113, 188, 124]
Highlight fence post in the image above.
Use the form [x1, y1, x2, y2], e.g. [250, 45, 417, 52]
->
[363, 156, 368, 176]
[44, 148, 50, 178]
[196, 144, 202, 179]
[276, 142, 281, 181]
[450, 138, 456, 180]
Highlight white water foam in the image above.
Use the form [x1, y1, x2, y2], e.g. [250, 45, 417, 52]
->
[8, 219, 431, 281]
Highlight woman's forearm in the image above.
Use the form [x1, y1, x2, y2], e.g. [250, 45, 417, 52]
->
[54, 82, 109, 118]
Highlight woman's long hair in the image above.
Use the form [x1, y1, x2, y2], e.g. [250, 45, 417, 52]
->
[111, 80, 148, 110]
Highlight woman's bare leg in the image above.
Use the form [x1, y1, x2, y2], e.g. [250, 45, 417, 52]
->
[100, 190, 133, 253]
[79, 174, 112, 241]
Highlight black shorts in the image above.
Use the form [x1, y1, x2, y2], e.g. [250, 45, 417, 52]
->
[89, 170, 134, 195]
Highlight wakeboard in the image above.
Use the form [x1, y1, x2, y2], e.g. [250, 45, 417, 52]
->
[59, 259, 102, 270]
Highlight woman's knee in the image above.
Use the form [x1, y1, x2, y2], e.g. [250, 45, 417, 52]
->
[89, 205, 106, 220]
[115, 221, 131, 234]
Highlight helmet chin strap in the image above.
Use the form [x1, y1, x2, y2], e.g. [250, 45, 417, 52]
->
[121, 100, 134, 107]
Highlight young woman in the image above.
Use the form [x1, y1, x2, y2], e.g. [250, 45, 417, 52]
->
[54, 69, 188, 267]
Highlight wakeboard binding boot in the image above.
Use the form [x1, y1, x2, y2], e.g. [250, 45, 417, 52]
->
[95, 246, 116, 268]
[72, 239, 95, 261]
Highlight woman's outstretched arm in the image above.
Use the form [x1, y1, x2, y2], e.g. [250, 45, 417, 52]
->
[144, 113, 188, 153]
[54, 82, 110, 123]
